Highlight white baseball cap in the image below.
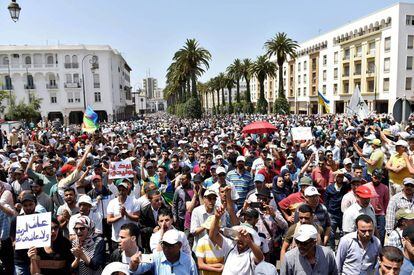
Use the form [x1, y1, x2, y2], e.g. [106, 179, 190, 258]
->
[343, 158, 353, 165]
[216, 167, 226, 175]
[204, 189, 218, 197]
[232, 223, 261, 246]
[293, 224, 318, 242]
[395, 140, 409, 148]
[216, 155, 223, 160]
[236, 156, 246, 162]
[304, 186, 320, 197]
[162, 229, 181, 245]
[77, 195, 93, 206]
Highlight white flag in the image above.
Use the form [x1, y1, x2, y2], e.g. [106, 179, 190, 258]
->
[346, 86, 370, 119]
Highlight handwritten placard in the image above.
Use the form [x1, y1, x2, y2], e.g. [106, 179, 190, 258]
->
[15, 212, 51, 250]
[109, 160, 134, 179]
[291, 127, 314, 141]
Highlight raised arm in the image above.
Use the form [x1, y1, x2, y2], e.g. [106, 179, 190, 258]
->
[209, 205, 225, 247]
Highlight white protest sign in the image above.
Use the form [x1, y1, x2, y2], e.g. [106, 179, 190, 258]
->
[109, 159, 134, 179]
[15, 212, 51, 250]
[291, 127, 314, 141]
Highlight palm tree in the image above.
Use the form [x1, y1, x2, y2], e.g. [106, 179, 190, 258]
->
[225, 74, 235, 113]
[226, 59, 243, 103]
[206, 79, 216, 112]
[250, 55, 277, 114]
[173, 39, 211, 98]
[264, 32, 298, 98]
[211, 76, 220, 109]
[241, 58, 253, 107]
[217, 72, 226, 107]
[197, 81, 209, 111]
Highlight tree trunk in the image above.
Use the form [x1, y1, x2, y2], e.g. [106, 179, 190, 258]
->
[227, 85, 233, 105]
[245, 78, 251, 103]
[216, 90, 220, 107]
[212, 91, 215, 109]
[259, 78, 265, 100]
[236, 79, 240, 103]
[278, 60, 285, 98]
[205, 91, 209, 109]
[221, 88, 225, 106]
[191, 72, 197, 98]
[186, 79, 191, 100]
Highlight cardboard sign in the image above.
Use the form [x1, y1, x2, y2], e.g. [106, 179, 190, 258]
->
[15, 212, 51, 250]
[109, 160, 134, 179]
[291, 127, 314, 141]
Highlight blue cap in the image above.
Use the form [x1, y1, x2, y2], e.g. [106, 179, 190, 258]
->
[254, 173, 265, 183]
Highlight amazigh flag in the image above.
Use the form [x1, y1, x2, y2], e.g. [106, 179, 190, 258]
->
[81, 106, 98, 133]
[318, 91, 331, 113]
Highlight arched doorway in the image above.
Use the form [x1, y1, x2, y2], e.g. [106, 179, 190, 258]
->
[48, 112, 63, 122]
[95, 110, 108, 122]
[158, 102, 165, 111]
[69, 111, 83, 124]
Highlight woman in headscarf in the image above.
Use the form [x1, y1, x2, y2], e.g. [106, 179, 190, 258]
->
[27, 217, 74, 275]
[70, 215, 105, 275]
[272, 175, 290, 204]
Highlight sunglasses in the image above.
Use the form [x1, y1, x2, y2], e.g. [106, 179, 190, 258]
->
[74, 227, 87, 232]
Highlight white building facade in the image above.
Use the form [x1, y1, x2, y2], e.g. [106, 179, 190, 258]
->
[0, 44, 133, 124]
[251, 2, 414, 114]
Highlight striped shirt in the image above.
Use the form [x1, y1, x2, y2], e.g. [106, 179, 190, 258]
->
[385, 192, 414, 234]
[195, 234, 225, 275]
[226, 169, 253, 207]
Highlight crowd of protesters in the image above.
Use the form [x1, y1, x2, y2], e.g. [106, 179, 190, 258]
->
[0, 113, 414, 275]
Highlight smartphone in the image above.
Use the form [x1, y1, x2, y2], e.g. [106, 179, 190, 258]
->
[250, 202, 261, 208]
[140, 254, 153, 263]
[223, 228, 239, 240]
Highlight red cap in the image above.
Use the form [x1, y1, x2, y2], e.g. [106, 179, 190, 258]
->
[60, 164, 75, 174]
[355, 185, 374, 199]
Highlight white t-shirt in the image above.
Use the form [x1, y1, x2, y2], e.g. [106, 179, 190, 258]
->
[251, 158, 264, 174]
[209, 181, 240, 205]
[107, 196, 140, 242]
[149, 228, 191, 255]
[221, 237, 256, 275]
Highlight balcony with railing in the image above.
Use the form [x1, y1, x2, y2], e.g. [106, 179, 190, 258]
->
[64, 82, 81, 88]
[46, 84, 58, 89]
[24, 84, 35, 89]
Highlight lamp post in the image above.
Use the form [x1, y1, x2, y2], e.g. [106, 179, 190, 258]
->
[81, 54, 98, 110]
[8, 0, 21, 22]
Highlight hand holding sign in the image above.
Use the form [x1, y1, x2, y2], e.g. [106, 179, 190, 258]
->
[15, 212, 51, 250]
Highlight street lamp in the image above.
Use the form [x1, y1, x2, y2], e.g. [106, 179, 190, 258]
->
[81, 54, 98, 110]
[8, 0, 21, 22]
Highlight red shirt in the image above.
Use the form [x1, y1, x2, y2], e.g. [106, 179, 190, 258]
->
[257, 167, 277, 184]
[311, 167, 334, 190]
[278, 192, 306, 214]
[363, 182, 390, 216]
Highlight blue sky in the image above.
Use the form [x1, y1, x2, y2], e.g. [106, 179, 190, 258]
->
[0, 0, 407, 87]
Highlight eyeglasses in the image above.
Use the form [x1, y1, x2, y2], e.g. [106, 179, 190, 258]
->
[74, 227, 87, 232]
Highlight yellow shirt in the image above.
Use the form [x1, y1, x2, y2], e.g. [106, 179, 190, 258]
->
[368, 149, 384, 175]
[195, 235, 225, 275]
[388, 153, 411, 185]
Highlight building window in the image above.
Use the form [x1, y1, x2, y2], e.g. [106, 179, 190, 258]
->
[355, 45, 362, 57]
[304, 61, 307, 70]
[406, 15, 414, 25]
[303, 87, 307, 96]
[298, 75, 301, 84]
[406, 77, 412, 90]
[407, 56, 413, 70]
[384, 58, 390, 73]
[46, 55, 54, 66]
[355, 63, 362, 75]
[75, 92, 81, 103]
[67, 92, 74, 103]
[333, 84, 338, 95]
[368, 42, 375, 55]
[322, 85, 326, 94]
[334, 68, 338, 79]
[323, 55, 327, 66]
[334, 52, 338, 64]
[383, 78, 389, 91]
[93, 73, 100, 88]
[323, 70, 327, 81]
[409, 35, 414, 49]
[50, 93, 57, 103]
[65, 74, 72, 83]
[73, 73, 80, 83]
[24, 56, 31, 65]
[344, 48, 350, 60]
[94, 91, 101, 102]
[298, 62, 301, 72]
[297, 88, 301, 96]
[384, 37, 391, 52]
[303, 74, 307, 84]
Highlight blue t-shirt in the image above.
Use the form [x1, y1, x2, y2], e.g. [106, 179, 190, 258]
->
[400, 257, 414, 275]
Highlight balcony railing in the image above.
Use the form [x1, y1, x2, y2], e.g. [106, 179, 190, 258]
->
[64, 82, 81, 88]
[46, 84, 58, 89]
[94, 83, 100, 88]
[24, 84, 35, 89]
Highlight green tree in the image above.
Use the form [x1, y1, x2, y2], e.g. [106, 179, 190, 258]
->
[6, 94, 42, 122]
[173, 39, 211, 98]
[264, 32, 298, 99]
[217, 72, 226, 107]
[250, 55, 277, 114]
[227, 58, 243, 103]
[241, 58, 254, 113]
[225, 74, 234, 113]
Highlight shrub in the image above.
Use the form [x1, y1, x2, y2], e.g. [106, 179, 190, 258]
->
[274, 96, 290, 114]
